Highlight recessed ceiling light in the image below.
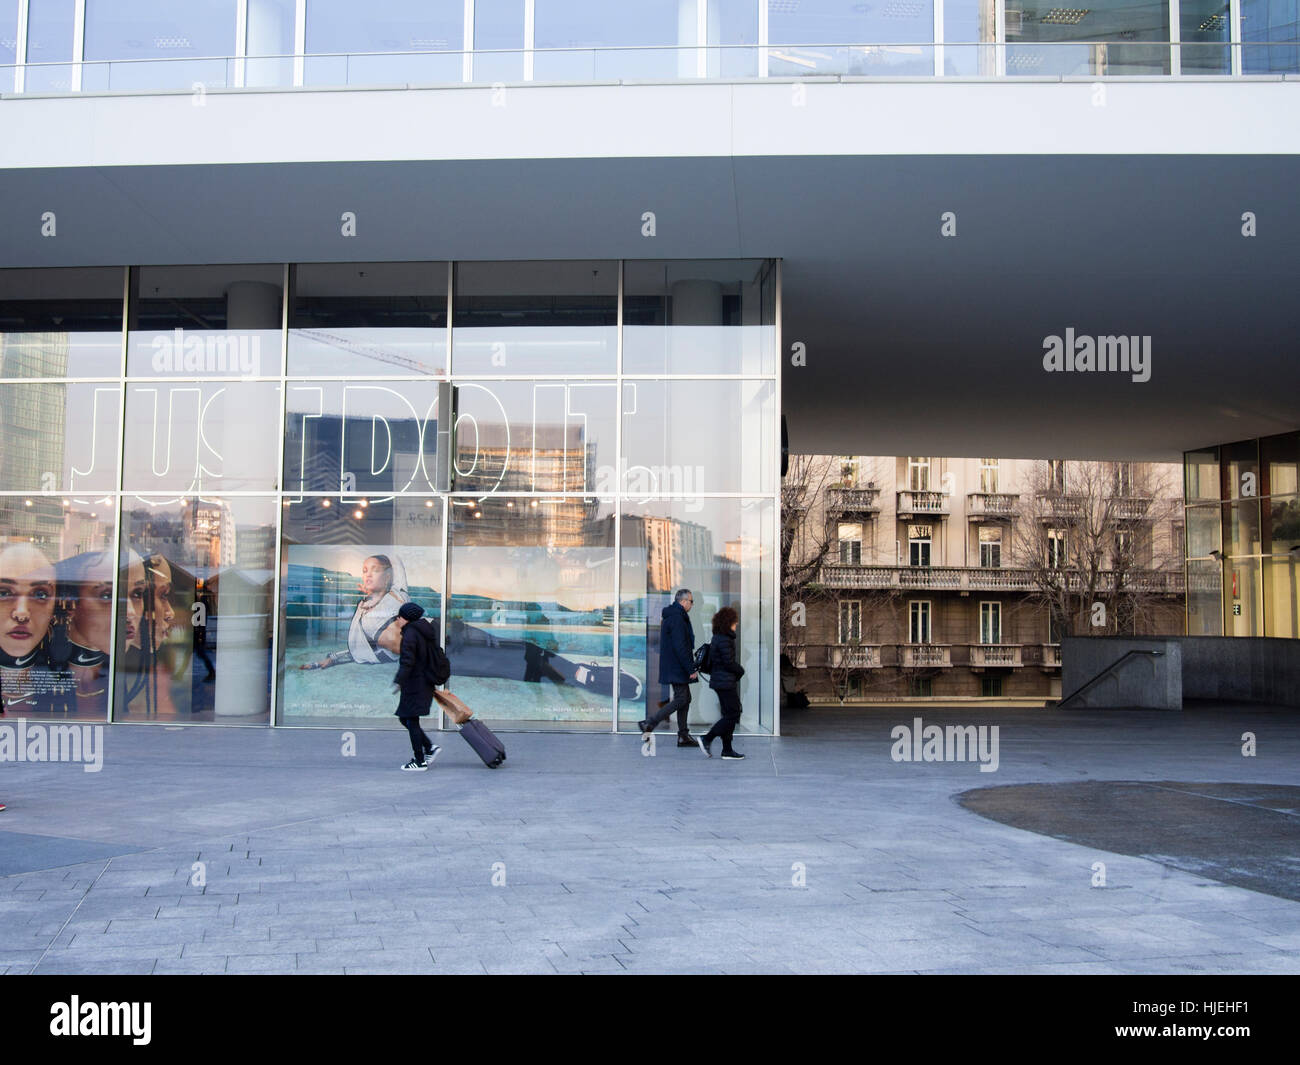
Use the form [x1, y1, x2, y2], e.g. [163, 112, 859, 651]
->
[1039, 8, 1089, 24]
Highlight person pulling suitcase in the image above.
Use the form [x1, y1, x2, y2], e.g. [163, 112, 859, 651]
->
[392, 602, 441, 771]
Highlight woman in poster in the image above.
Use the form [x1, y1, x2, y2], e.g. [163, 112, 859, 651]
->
[55, 550, 113, 715]
[301, 553, 410, 670]
[0, 542, 57, 712]
[119, 549, 180, 716]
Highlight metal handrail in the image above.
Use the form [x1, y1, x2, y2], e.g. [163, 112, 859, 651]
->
[1055, 649, 1163, 709]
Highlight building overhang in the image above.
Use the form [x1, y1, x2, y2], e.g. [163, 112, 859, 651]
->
[0, 78, 1297, 461]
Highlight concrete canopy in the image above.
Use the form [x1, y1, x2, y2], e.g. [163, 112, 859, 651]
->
[0, 79, 1296, 461]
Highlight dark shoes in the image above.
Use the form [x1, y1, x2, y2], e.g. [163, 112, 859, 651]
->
[401, 759, 428, 772]
[721, 750, 745, 760]
[638, 719, 653, 743]
[677, 734, 697, 748]
[696, 736, 712, 758]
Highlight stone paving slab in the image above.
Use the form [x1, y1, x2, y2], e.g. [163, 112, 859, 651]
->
[2, 707, 1300, 973]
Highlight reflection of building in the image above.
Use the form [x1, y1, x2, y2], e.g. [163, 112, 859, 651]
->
[184, 501, 236, 570]
[0, 333, 68, 501]
[624, 515, 714, 593]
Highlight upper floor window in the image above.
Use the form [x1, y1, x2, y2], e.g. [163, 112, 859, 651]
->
[979, 526, 1001, 568]
[908, 456, 931, 492]
[979, 457, 999, 494]
[1046, 459, 1067, 494]
[1113, 461, 1134, 497]
[837, 522, 863, 565]
[1048, 528, 1067, 569]
[840, 458, 858, 487]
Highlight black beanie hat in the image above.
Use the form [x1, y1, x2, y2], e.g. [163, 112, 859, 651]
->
[398, 602, 425, 622]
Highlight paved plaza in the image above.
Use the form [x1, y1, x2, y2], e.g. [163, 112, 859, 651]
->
[2, 706, 1299, 975]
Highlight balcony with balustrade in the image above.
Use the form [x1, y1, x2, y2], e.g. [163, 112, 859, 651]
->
[827, 486, 881, 515]
[1037, 494, 1087, 521]
[828, 644, 883, 670]
[967, 493, 1020, 521]
[901, 644, 952, 668]
[968, 644, 1023, 670]
[1110, 496, 1155, 521]
[897, 490, 950, 518]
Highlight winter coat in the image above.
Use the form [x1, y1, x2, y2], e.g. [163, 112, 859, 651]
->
[707, 631, 745, 692]
[658, 601, 697, 685]
[392, 618, 440, 717]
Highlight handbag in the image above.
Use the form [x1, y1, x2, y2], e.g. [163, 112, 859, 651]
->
[432, 688, 474, 726]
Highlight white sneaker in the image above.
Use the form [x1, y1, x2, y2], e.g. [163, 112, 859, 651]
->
[401, 759, 428, 772]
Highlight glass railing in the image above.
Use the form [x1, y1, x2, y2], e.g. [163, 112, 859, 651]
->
[1, 42, 1296, 95]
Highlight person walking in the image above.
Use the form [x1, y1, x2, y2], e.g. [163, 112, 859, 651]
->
[392, 602, 441, 771]
[640, 588, 698, 748]
[698, 605, 745, 760]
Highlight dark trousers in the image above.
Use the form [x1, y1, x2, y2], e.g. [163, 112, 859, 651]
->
[704, 688, 742, 753]
[648, 682, 692, 734]
[399, 716, 433, 760]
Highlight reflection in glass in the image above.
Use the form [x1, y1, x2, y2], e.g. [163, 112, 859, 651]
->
[1183, 446, 1219, 502]
[25, 0, 75, 92]
[620, 497, 773, 734]
[1268, 495, 1300, 555]
[534, 0, 695, 80]
[621, 379, 774, 497]
[1180, 0, 1232, 74]
[624, 260, 775, 376]
[447, 497, 618, 729]
[1224, 556, 1260, 636]
[116, 496, 276, 722]
[122, 382, 281, 494]
[768, 0, 935, 76]
[1242, 0, 1300, 73]
[0, 267, 124, 378]
[305, 0, 464, 85]
[284, 381, 443, 498]
[0, 382, 121, 494]
[1264, 557, 1299, 638]
[1186, 558, 1223, 636]
[1220, 439, 1259, 501]
[129, 264, 284, 377]
[943, 0, 997, 75]
[289, 262, 447, 377]
[82, 0, 238, 91]
[451, 380, 616, 495]
[280, 500, 443, 726]
[1262, 431, 1299, 497]
[1185, 503, 1220, 559]
[1223, 501, 1261, 558]
[0, 509, 115, 720]
[1006, 0, 1170, 76]
[452, 261, 616, 376]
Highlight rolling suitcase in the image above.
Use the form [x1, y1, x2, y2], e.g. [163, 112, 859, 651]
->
[460, 717, 506, 769]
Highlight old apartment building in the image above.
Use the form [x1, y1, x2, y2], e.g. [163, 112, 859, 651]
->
[783, 455, 1186, 701]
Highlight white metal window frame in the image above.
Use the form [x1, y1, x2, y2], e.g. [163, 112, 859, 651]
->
[909, 599, 932, 644]
[979, 600, 1001, 644]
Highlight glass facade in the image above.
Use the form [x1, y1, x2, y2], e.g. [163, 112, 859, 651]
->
[1184, 431, 1300, 638]
[4, 0, 1294, 91]
[0, 260, 780, 735]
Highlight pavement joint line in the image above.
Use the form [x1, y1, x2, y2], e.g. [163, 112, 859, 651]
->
[27, 856, 118, 976]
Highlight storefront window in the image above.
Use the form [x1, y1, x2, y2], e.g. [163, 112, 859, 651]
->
[623, 259, 775, 376]
[0, 267, 124, 378]
[534, 0, 695, 80]
[24, 0, 75, 93]
[452, 261, 616, 377]
[0, 382, 121, 495]
[620, 496, 774, 735]
[289, 262, 447, 377]
[116, 496, 276, 723]
[0, 505, 116, 720]
[278, 497, 444, 727]
[447, 496, 617, 730]
[767, 0, 935, 76]
[1006, 0, 1171, 76]
[472, 0, 525, 83]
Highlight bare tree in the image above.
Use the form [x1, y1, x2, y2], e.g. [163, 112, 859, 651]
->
[1010, 459, 1183, 637]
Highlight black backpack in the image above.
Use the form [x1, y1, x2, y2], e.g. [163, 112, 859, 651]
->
[423, 633, 452, 687]
[693, 643, 711, 675]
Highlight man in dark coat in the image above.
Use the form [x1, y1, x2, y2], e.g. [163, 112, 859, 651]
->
[393, 602, 441, 771]
[640, 589, 698, 747]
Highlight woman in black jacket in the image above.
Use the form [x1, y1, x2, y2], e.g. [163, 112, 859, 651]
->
[699, 606, 745, 760]
[392, 602, 441, 771]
